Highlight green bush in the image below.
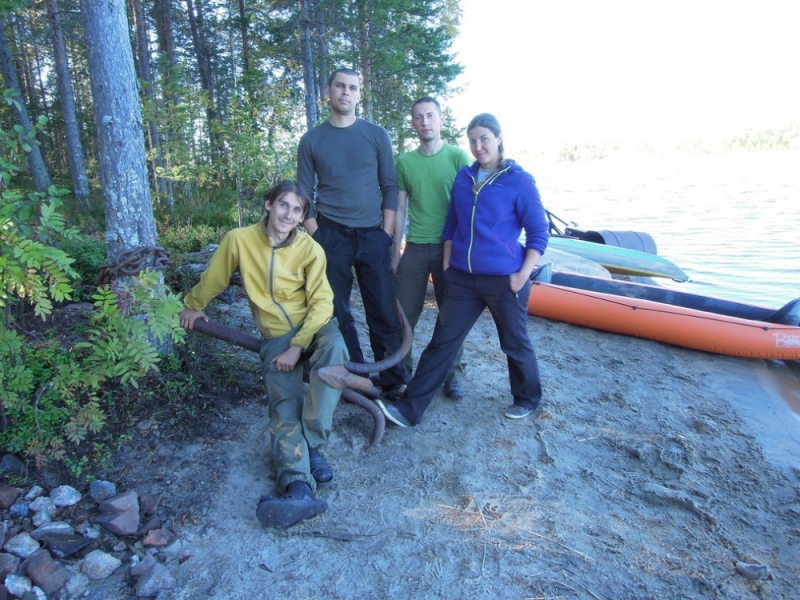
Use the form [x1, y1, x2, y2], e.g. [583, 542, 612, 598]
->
[0, 272, 186, 464]
[157, 221, 224, 254]
[0, 107, 187, 466]
[56, 235, 107, 302]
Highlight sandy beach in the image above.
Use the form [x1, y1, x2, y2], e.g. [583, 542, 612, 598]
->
[104, 283, 800, 599]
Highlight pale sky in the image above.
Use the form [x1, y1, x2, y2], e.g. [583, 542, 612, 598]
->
[449, 0, 800, 151]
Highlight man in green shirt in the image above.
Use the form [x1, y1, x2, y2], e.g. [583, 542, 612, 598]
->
[392, 97, 471, 398]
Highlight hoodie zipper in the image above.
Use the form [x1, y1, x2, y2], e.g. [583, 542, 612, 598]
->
[467, 165, 510, 272]
[269, 246, 295, 329]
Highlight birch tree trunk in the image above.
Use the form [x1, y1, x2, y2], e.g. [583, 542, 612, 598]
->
[80, 0, 158, 259]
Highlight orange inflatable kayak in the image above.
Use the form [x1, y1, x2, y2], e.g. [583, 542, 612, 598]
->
[528, 271, 800, 360]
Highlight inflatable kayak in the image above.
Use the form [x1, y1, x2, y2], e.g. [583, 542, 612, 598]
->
[528, 268, 800, 360]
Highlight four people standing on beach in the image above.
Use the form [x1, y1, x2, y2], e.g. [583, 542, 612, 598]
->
[185, 70, 548, 528]
[297, 68, 407, 398]
[377, 113, 550, 427]
[393, 97, 472, 399]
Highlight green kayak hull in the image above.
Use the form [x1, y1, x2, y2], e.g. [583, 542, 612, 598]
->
[548, 237, 689, 281]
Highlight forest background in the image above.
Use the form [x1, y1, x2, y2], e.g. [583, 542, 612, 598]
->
[0, 0, 797, 472]
[0, 0, 471, 472]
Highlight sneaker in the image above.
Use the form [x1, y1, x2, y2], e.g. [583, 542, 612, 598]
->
[444, 378, 465, 399]
[375, 399, 411, 428]
[504, 404, 534, 419]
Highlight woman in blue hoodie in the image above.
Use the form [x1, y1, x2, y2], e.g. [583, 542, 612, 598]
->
[377, 113, 550, 426]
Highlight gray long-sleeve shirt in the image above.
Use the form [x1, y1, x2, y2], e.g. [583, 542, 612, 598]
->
[297, 118, 398, 228]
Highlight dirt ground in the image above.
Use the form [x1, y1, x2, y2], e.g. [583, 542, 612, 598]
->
[106, 283, 800, 600]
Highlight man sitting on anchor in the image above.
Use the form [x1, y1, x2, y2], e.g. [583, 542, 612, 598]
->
[179, 180, 348, 529]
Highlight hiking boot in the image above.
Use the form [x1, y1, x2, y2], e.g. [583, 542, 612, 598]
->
[256, 481, 327, 529]
[444, 378, 465, 399]
[375, 399, 411, 428]
[308, 447, 333, 484]
[285, 480, 316, 499]
[504, 404, 534, 419]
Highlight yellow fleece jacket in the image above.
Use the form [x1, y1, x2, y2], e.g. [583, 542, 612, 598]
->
[183, 219, 334, 350]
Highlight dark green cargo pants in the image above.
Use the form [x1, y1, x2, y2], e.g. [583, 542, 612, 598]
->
[259, 319, 348, 491]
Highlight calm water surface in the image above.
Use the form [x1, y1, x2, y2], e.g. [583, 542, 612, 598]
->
[533, 150, 800, 308]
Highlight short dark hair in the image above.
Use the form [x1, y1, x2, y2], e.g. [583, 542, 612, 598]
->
[327, 67, 359, 87]
[264, 180, 310, 219]
[411, 96, 441, 114]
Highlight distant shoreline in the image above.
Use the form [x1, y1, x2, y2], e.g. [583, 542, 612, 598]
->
[510, 123, 800, 163]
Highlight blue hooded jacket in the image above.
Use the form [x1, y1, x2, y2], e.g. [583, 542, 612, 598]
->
[442, 160, 549, 275]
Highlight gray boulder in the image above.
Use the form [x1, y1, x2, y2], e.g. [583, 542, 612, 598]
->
[81, 549, 122, 580]
[3, 532, 40, 559]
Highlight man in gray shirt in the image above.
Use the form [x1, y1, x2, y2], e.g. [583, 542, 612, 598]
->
[297, 67, 406, 394]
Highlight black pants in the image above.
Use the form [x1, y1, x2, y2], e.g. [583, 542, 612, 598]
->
[313, 216, 406, 386]
[395, 268, 542, 424]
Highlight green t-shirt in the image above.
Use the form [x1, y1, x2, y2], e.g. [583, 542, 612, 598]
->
[395, 144, 471, 244]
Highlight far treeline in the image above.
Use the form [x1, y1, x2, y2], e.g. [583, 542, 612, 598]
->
[554, 125, 800, 162]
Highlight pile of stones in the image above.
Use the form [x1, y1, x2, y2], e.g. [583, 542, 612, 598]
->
[1, 454, 186, 599]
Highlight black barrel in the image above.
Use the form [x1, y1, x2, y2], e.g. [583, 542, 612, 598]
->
[565, 227, 658, 255]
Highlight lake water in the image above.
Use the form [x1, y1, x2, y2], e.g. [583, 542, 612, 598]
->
[530, 150, 800, 309]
